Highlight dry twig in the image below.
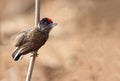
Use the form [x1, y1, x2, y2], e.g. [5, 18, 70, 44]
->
[26, 0, 40, 81]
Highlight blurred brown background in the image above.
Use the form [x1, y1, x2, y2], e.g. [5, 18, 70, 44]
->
[1, 0, 120, 81]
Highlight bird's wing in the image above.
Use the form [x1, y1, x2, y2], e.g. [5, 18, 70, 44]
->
[19, 42, 35, 55]
[15, 31, 27, 47]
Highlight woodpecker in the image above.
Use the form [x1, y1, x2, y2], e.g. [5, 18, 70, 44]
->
[12, 17, 57, 61]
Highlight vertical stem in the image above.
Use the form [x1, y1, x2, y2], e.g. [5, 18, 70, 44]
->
[35, 0, 40, 26]
[26, 55, 36, 81]
[26, 0, 40, 81]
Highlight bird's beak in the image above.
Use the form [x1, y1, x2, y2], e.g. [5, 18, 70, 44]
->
[52, 23, 57, 27]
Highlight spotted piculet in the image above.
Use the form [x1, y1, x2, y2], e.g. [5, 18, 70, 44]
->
[12, 17, 57, 61]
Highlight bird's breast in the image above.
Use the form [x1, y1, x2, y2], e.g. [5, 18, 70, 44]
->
[29, 29, 48, 47]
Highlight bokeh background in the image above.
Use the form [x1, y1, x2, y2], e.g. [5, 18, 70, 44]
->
[1, 0, 120, 81]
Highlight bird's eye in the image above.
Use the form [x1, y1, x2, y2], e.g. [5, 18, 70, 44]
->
[40, 17, 53, 26]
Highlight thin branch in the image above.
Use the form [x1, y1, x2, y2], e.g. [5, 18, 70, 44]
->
[25, 54, 36, 81]
[26, 0, 40, 81]
[35, 0, 40, 26]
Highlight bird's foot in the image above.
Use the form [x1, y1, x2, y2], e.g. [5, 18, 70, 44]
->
[31, 52, 39, 57]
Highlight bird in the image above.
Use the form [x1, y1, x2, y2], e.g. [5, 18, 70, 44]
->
[12, 17, 57, 61]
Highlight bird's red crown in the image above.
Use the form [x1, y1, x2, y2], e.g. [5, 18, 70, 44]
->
[47, 18, 53, 23]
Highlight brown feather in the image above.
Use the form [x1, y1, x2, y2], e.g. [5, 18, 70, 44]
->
[16, 27, 48, 55]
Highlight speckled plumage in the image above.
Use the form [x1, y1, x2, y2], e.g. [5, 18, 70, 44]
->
[12, 17, 56, 61]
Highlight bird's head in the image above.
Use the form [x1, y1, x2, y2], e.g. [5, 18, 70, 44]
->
[38, 17, 57, 31]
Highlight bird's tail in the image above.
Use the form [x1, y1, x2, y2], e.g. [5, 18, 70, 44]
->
[12, 47, 23, 61]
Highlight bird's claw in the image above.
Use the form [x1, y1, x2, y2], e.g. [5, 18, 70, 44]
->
[31, 52, 39, 57]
